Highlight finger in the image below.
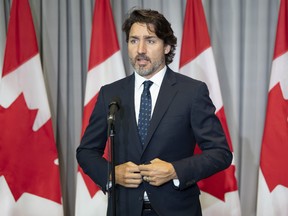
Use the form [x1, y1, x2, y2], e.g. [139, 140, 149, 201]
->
[126, 163, 140, 171]
[125, 178, 143, 184]
[139, 164, 151, 171]
[140, 171, 152, 180]
[126, 161, 138, 166]
[143, 176, 155, 183]
[130, 172, 143, 179]
[147, 176, 154, 182]
[125, 171, 142, 180]
[124, 184, 141, 188]
[150, 158, 160, 163]
[122, 179, 142, 188]
[143, 176, 150, 182]
[127, 167, 141, 173]
[149, 181, 160, 186]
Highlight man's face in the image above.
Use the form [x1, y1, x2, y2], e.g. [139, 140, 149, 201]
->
[128, 22, 170, 78]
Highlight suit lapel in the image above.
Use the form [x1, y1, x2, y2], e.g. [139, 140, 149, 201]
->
[142, 68, 178, 151]
[121, 74, 143, 155]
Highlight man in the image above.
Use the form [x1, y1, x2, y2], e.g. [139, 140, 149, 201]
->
[77, 9, 232, 216]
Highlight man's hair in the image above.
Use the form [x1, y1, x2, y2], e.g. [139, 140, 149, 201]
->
[122, 9, 177, 65]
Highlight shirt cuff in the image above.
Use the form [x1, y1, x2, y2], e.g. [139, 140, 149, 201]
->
[173, 179, 180, 187]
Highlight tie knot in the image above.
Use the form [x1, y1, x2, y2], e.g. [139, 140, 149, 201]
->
[143, 80, 153, 92]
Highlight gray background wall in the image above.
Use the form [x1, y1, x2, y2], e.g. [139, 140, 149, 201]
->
[0, 0, 280, 215]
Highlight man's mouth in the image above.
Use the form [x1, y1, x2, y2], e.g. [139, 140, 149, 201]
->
[136, 55, 150, 65]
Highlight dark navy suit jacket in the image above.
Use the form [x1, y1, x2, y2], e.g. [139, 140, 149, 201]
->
[77, 67, 232, 216]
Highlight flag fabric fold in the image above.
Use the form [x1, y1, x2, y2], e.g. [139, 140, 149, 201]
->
[75, 0, 126, 215]
[179, 0, 241, 215]
[257, 0, 288, 215]
[0, 0, 63, 215]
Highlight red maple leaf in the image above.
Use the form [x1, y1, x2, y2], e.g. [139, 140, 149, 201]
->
[79, 167, 101, 197]
[195, 144, 238, 201]
[195, 107, 238, 201]
[79, 94, 102, 197]
[197, 163, 237, 201]
[0, 94, 62, 204]
[78, 139, 110, 198]
[260, 83, 288, 192]
[78, 143, 110, 198]
[79, 92, 111, 198]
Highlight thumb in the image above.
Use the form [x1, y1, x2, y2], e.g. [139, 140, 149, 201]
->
[150, 158, 161, 163]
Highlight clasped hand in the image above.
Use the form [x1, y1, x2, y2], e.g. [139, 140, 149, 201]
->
[115, 158, 177, 188]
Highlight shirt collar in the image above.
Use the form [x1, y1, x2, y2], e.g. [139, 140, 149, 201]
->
[135, 66, 167, 90]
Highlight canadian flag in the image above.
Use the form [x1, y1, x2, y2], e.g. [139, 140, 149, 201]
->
[0, 0, 63, 216]
[0, 12, 4, 86]
[256, 0, 288, 215]
[75, 0, 126, 215]
[179, 0, 241, 215]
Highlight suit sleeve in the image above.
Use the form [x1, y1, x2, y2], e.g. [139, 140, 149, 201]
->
[171, 82, 232, 190]
[76, 87, 110, 192]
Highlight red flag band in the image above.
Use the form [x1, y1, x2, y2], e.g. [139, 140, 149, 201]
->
[179, 0, 241, 215]
[257, 0, 288, 215]
[0, 0, 63, 215]
[75, 0, 126, 215]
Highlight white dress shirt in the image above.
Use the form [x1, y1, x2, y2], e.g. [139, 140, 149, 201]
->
[134, 66, 179, 201]
[134, 66, 166, 124]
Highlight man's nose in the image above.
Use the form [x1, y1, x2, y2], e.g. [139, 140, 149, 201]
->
[137, 40, 146, 54]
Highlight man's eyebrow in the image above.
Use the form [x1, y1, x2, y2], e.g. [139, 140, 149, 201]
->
[144, 36, 157, 39]
[129, 35, 139, 39]
[129, 35, 158, 39]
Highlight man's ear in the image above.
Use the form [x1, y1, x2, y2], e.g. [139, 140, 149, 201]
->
[164, 45, 171, 54]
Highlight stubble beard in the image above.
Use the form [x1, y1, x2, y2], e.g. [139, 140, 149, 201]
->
[130, 55, 165, 77]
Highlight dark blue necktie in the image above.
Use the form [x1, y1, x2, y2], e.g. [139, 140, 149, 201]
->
[138, 80, 153, 145]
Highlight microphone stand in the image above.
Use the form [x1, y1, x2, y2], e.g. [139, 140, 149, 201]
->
[108, 119, 116, 216]
[107, 98, 120, 216]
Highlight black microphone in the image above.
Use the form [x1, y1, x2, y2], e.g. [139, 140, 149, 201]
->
[107, 97, 121, 125]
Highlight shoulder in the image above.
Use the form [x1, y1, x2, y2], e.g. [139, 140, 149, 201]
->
[97, 74, 134, 105]
[104, 74, 133, 88]
[166, 67, 207, 90]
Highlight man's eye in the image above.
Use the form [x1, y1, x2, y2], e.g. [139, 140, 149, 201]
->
[130, 39, 137, 44]
[148, 40, 155, 44]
